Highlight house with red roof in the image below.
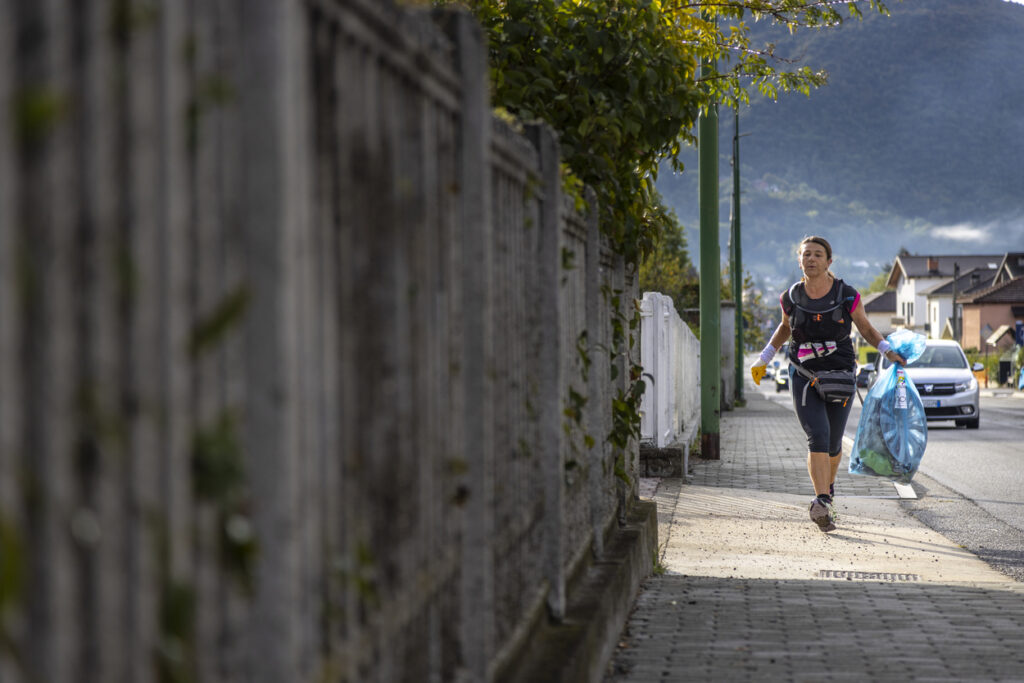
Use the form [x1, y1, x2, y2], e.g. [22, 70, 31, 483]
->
[920, 267, 997, 340]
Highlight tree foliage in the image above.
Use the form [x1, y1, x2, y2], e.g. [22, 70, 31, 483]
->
[433, 0, 890, 265]
[448, 0, 702, 263]
[639, 199, 699, 311]
[740, 274, 777, 350]
[864, 262, 892, 294]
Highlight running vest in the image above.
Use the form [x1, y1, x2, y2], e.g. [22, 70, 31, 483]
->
[781, 278, 857, 370]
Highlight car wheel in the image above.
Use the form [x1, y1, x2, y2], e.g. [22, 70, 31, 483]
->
[776, 383, 782, 393]
[966, 417, 980, 430]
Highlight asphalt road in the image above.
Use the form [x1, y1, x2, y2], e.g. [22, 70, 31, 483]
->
[757, 379, 1024, 581]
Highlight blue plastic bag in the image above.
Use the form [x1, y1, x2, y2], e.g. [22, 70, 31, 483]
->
[849, 330, 928, 484]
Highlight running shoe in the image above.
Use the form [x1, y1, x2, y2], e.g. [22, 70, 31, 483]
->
[809, 498, 836, 532]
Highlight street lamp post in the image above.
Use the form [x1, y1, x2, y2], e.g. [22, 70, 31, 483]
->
[730, 110, 744, 405]
[698, 22, 720, 459]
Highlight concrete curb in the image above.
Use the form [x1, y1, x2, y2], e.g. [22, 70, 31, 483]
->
[979, 389, 1024, 399]
[500, 500, 658, 683]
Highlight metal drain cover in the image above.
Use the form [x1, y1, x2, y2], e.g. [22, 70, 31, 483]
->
[819, 569, 920, 582]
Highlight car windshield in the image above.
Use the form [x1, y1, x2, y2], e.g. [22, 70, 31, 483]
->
[882, 345, 967, 370]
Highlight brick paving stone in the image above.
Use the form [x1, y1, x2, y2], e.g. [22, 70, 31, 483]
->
[609, 576, 1024, 682]
[691, 393, 896, 499]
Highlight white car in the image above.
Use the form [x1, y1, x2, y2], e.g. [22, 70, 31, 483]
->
[774, 363, 789, 392]
[875, 339, 981, 429]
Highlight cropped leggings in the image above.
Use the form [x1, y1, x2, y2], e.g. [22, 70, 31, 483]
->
[789, 366, 854, 456]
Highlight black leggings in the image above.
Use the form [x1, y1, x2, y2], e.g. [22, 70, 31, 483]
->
[789, 366, 854, 455]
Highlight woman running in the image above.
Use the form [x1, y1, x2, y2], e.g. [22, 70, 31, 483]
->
[753, 236, 905, 532]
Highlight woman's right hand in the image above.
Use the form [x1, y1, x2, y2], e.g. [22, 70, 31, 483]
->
[751, 359, 768, 385]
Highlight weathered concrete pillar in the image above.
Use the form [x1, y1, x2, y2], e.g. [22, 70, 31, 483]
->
[438, 10, 496, 681]
[240, 1, 309, 679]
[11, 3, 78, 680]
[584, 191, 605, 555]
[526, 122, 565, 621]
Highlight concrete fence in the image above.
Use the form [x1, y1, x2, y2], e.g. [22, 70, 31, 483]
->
[0, 2, 648, 682]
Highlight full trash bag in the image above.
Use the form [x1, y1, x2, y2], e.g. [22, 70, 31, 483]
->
[849, 329, 928, 484]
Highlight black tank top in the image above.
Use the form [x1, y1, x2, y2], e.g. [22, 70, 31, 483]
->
[780, 278, 858, 372]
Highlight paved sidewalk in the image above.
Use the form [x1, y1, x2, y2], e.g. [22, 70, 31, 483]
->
[980, 387, 1024, 399]
[608, 386, 1024, 682]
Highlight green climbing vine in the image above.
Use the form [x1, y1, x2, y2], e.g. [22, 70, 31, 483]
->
[607, 284, 645, 486]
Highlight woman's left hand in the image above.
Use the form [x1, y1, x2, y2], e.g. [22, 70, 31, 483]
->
[885, 350, 906, 366]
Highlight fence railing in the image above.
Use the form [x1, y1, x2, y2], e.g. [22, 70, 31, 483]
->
[0, 2, 641, 682]
[639, 292, 701, 449]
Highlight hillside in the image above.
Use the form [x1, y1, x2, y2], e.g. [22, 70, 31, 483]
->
[657, 0, 1024, 291]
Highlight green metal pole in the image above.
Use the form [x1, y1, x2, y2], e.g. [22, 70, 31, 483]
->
[731, 110, 744, 405]
[699, 44, 720, 459]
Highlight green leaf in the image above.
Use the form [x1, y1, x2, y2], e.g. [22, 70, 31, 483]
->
[188, 286, 250, 358]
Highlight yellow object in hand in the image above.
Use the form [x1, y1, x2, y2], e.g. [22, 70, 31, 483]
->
[750, 364, 767, 386]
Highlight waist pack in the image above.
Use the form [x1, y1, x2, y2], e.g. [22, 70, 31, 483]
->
[793, 365, 855, 407]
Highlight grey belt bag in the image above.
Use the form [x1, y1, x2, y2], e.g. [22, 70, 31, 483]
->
[793, 366, 856, 407]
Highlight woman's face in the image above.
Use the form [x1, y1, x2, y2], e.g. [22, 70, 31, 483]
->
[799, 241, 831, 277]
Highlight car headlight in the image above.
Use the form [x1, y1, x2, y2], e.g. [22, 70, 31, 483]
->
[955, 377, 977, 393]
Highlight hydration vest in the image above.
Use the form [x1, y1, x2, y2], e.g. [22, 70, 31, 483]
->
[784, 278, 855, 345]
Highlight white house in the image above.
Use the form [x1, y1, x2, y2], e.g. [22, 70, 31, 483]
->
[885, 254, 1002, 338]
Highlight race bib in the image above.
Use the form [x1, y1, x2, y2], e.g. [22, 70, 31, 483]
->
[796, 341, 837, 363]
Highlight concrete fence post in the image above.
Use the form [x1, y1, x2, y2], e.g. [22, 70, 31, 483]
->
[584, 191, 605, 556]
[438, 10, 495, 680]
[640, 294, 656, 445]
[655, 295, 673, 447]
[525, 122, 565, 621]
[615, 254, 639, 508]
[240, 1, 310, 679]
